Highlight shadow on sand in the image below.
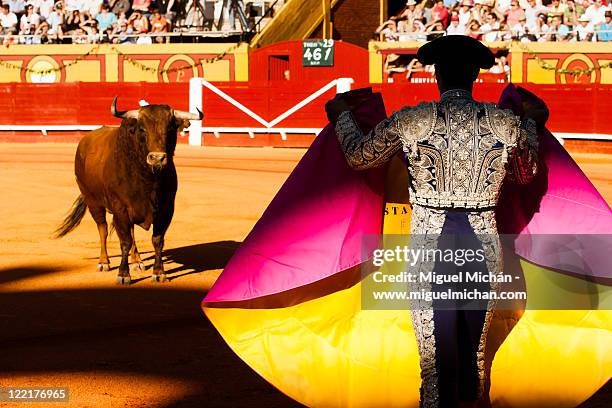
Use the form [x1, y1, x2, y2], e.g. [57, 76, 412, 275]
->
[0, 260, 608, 407]
[0, 247, 300, 408]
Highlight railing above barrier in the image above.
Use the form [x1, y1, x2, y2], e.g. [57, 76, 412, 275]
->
[187, 76, 354, 145]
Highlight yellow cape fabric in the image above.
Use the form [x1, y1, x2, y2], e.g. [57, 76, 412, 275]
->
[203, 204, 612, 407]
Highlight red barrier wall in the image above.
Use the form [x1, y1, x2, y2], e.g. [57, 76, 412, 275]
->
[0, 82, 611, 145]
[249, 41, 369, 83]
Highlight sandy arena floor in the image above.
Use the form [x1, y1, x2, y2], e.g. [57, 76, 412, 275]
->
[0, 143, 610, 408]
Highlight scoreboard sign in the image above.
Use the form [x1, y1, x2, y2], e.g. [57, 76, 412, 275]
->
[302, 40, 334, 67]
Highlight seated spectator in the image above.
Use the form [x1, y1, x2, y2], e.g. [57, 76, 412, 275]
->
[458, 0, 474, 28]
[109, 0, 131, 16]
[446, 13, 466, 34]
[426, 20, 446, 40]
[86, 24, 101, 42]
[64, 9, 84, 33]
[506, 0, 526, 27]
[64, 0, 83, 12]
[132, 0, 152, 14]
[471, 0, 485, 24]
[532, 12, 549, 40]
[584, 0, 609, 26]
[6, 0, 26, 16]
[525, 0, 548, 28]
[497, 0, 512, 13]
[400, 0, 423, 23]
[115, 11, 128, 28]
[1, 3, 18, 34]
[466, 19, 483, 39]
[150, 9, 168, 32]
[100, 26, 113, 42]
[430, 0, 450, 27]
[512, 14, 535, 40]
[481, 12, 502, 41]
[45, 2, 63, 34]
[96, 5, 116, 32]
[82, 0, 103, 18]
[575, 13, 596, 40]
[545, 14, 571, 40]
[596, 10, 612, 41]
[20, 3, 40, 34]
[34, 20, 52, 43]
[567, 0, 587, 26]
[375, 18, 399, 41]
[489, 55, 510, 77]
[35, 0, 55, 19]
[115, 20, 135, 43]
[547, 0, 568, 19]
[129, 10, 149, 33]
[18, 23, 37, 43]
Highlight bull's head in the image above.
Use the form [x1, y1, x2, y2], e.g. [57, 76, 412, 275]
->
[111, 97, 202, 171]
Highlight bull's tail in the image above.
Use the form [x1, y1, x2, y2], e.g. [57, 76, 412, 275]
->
[54, 195, 87, 238]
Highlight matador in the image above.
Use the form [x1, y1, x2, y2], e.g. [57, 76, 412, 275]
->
[328, 35, 540, 408]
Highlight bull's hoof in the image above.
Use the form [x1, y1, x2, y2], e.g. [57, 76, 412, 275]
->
[151, 274, 166, 283]
[116, 276, 131, 285]
[130, 262, 146, 273]
[97, 263, 110, 272]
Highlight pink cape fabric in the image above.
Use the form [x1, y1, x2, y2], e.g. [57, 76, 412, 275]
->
[204, 84, 612, 304]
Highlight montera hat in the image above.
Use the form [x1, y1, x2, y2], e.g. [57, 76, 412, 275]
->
[417, 35, 495, 69]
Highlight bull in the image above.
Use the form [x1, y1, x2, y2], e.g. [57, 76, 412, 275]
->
[55, 98, 202, 285]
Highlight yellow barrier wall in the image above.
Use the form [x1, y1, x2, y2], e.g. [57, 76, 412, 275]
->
[369, 41, 612, 84]
[0, 43, 249, 83]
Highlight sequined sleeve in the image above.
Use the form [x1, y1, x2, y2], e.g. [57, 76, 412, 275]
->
[334, 110, 403, 170]
[507, 117, 538, 184]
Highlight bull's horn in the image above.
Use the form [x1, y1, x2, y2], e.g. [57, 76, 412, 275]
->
[173, 108, 203, 121]
[110, 96, 139, 119]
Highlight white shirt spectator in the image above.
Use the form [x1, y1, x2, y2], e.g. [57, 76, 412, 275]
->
[447, 20, 466, 35]
[82, 0, 102, 17]
[65, 0, 84, 12]
[524, 0, 547, 28]
[0, 10, 18, 31]
[46, 10, 62, 33]
[584, 2, 609, 26]
[481, 22, 501, 41]
[497, 0, 512, 12]
[575, 21, 596, 41]
[458, 8, 472, 28]
[35, 0, 54, 18]
[20, 12, 40, 30]
[512, 21, 530, 37]
[6, 0, 26, 14]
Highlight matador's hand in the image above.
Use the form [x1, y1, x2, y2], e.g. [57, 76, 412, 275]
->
[325, 87, 373, 123]
[517, 86, 549, 129]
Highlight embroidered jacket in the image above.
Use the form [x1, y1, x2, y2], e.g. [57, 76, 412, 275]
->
[335, 89, 538, 209]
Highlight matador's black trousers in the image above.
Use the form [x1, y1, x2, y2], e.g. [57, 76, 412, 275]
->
[431, 210, 490, 407]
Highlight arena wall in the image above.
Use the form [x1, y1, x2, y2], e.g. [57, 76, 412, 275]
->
[1, 81, 610, 150]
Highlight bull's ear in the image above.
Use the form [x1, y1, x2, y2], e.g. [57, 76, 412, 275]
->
[175, 118, 190, 136]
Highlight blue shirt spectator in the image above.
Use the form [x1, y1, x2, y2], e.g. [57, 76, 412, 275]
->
[597, 12, 612, 42]
[96, 5, 117, 32]
[6, 0, 25, 14]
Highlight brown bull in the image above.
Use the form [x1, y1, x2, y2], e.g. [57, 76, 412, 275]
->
[55, 98, 202, 284]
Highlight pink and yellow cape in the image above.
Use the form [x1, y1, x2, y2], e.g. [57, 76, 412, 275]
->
[202, 84, 612, 407]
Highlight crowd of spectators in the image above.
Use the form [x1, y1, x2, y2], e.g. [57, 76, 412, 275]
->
[376, 0, 612, 42]
[0, 0, 282, 44]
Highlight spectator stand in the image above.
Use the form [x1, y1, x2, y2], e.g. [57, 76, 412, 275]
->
[370, 40, 510, 83]
[0, 0, 284, 45]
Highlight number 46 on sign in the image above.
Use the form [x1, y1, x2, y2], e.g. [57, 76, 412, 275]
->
[302, 40, 334, 67]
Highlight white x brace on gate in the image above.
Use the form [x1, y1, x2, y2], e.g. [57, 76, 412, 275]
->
[186, 77, 354, 146]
